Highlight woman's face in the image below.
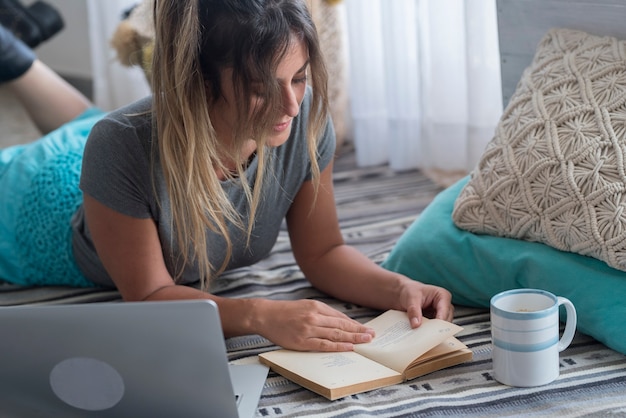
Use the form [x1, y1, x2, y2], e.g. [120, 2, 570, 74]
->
[211, 38, 310, 148]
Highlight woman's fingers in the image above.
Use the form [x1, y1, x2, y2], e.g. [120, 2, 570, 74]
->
[263, 300, 375, 352]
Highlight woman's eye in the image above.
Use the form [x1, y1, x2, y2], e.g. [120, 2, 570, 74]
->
[293, 76, 307, 85]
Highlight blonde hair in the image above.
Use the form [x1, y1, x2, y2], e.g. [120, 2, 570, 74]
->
[151, 0, 329, 289]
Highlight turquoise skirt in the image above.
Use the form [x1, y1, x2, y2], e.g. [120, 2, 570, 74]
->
[0, 108, 104, 287]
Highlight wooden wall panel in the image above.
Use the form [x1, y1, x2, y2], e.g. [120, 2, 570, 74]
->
[497, 0, 626, 105]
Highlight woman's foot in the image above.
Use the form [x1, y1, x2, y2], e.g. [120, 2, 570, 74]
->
[0, 23, 35, 83]
[0, 0, 64, 48]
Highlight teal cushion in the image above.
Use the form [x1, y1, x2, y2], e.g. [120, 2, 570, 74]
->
[382, 177, 626, 355]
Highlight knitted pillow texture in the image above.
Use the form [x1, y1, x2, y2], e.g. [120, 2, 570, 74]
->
[452, 28, 626, 271]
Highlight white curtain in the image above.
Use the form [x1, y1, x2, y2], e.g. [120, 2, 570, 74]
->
[86, 0, 151, 111]
[343, 0, 503, 175]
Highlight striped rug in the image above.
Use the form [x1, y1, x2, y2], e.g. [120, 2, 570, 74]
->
[2, 149, 626, 417]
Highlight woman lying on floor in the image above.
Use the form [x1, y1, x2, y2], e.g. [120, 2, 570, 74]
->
[0, 0, 453, 352]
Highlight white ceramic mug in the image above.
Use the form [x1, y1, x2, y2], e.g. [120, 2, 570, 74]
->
[490, 288, 577, 387]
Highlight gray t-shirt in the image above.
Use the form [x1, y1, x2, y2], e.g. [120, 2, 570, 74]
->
[71, 88, 335, 287]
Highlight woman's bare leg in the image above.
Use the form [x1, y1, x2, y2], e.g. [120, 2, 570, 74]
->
[1, 22, 91, 135]
[6, 59, 91, 134]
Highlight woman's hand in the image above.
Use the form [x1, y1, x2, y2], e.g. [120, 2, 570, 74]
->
[253, 299, 375, 352]
[395, 275, 454, 328]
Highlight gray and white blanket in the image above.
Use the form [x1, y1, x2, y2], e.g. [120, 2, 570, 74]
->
[2, 152, 625, 417]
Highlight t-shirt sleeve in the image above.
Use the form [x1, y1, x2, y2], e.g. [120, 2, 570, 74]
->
[79, 114, 153, 219]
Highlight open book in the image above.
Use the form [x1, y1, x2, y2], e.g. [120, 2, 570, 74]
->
[258, 310, 473, 400]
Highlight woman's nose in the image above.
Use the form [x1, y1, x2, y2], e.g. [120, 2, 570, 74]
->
[282, 86, 300, 117]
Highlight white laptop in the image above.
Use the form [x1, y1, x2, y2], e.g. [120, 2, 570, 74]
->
[0, 299, 268, 418]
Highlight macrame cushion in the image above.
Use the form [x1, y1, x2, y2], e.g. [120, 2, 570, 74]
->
[452, 28, 626, 271]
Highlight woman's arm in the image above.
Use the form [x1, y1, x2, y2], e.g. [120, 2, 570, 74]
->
[83, 193, 375, 351]
[286, 161, 454, 327]
[82, 194, 253, 327]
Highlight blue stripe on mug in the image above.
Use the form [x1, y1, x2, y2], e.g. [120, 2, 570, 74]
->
[493, 336, 558, 352]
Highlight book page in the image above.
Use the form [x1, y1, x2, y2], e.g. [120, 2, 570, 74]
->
[403, 345, 473, 380]
[353, 310, 463, 373]
[259, 349, 401, 394]
[407, 337, 468, 367]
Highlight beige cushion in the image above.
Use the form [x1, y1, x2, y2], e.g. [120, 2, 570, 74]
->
[452, 28, 626, 271]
